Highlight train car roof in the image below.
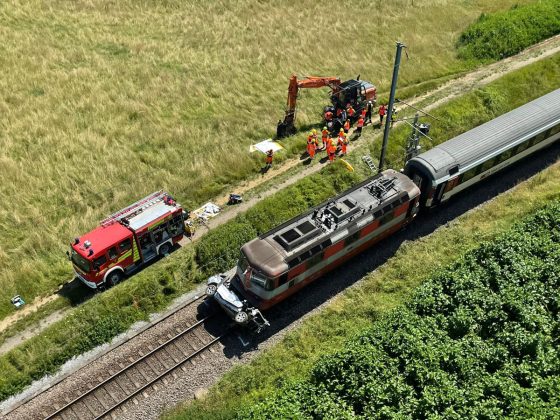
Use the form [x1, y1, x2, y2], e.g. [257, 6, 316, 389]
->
[407, 88, 560, 180]
[241, 170, 418, 277]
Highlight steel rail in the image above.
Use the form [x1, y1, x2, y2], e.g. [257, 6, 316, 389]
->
[44, 314, 219, 420]
[3, 293, 206, 418]
[93, 331, 229, 419]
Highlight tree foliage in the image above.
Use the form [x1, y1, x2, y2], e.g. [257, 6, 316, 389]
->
[458, 1, 560, 61]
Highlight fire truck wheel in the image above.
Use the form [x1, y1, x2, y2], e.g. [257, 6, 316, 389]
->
[159, 243, 171, 256]
[106, 271, 123, 287]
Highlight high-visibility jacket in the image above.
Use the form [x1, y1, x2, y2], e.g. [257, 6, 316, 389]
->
[361, 109, 367, 118]
[379, 106, 386, 116]
[357, 117, 364, 128]
[348, 106, 355, 117]
[344, 121, 350, 131]
[322, 129, 328, 138]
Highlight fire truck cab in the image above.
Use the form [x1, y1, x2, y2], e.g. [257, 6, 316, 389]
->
[70, 191, 185, 289]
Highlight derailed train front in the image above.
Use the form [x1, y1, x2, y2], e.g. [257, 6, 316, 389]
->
[206, 169, 421, 332]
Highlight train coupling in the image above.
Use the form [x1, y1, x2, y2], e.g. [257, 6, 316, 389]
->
[206, 273, 270, 333]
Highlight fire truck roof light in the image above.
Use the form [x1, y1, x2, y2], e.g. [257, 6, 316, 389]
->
[84, 240, 91, 248]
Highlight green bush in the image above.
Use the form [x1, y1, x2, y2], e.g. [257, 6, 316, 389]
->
[457, 1, 560, 60]
[240, 201, 560, 419]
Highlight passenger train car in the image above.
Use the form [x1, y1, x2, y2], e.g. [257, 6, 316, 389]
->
[208, 89, 560, 331]
[405, 88, 560, 207]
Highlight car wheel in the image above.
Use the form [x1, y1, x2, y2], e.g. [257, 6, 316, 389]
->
[159, 243, 171, 256]
[206, 284, 218, 297]
[234, 310, 249, 324]
[107, 271, 123, 287]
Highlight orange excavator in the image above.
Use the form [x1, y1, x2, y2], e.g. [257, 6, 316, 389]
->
[276, 74, 377, 138]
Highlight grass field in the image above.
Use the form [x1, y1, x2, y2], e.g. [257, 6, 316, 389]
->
[1, 50, 558, 403]
[0, 0, 534, 322]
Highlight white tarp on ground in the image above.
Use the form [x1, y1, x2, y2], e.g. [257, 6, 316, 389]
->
[249, 139, 284, 154]
[192, 202, 221, 221]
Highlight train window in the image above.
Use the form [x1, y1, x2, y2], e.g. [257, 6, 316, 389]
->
[479, 157, 496, 174]
[373, 210, 383, 218]
[515, 140, 530, 155]
[460, 166, 478, 183]
[497, 148, 514, 164]
[277, 273, 289, 287]
[345, 231, 360, 246]
[251, 272, 273, 291]
[288, 257, 301, 269]
[379, 209, 394, 225]
[307, 251, 324, 268]
[548, 123, 560, 137]
[448, 165, 459, 175]
[238, 252, 249, 272]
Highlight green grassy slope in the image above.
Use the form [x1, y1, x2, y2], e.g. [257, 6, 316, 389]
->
[0, 0, 533, 320]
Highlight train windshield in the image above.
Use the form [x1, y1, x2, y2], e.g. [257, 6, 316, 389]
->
[237, 251, 249, 272]
[238, 251, 274, 291]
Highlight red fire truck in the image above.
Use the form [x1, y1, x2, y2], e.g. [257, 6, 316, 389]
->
[69, 191, 185, 289]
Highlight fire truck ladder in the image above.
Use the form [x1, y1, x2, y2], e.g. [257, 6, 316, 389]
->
[101, 191, 168, 227]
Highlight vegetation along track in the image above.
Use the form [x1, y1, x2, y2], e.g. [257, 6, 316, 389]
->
[40, 312, 229, 420]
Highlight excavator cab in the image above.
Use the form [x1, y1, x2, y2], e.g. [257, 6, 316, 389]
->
[276, 74, 376, 138]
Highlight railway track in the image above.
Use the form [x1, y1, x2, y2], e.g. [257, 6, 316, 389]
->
[41, 314, 230, 420]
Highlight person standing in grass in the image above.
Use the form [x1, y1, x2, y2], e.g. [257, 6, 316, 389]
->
[347, 103, 356, 121]
[343, 119, 350, 134]
[365, 100, 373, 125]
[265, 149, 273, 168]
[307, 135, 316, 159]
[327, 139, 336, 162]
[338, 133, 348, 156]
[321, 126, 329, 150]
[378, 104, 387, 127]
[355, 116, 364, 137]
[312, 129, 319, 149]
[391, 107, 398, 128]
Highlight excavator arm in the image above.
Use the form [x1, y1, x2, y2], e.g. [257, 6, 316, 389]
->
[277, 74, 341, 138]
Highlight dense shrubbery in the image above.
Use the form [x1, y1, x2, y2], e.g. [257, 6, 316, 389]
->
[457, 1, 560, 60]
[241, 201, 560, 419]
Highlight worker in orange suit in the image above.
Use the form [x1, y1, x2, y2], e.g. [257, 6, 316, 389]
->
[321, 127, 329, 149]
[338, 133, 348, 156]
[307, 135, 316, 159]
[347, 103, 356, 120]
[265, 149, 273, 168]
[355, 116, 365, 137]
[338, 128, 346, 145]
[343, 119, 350, 134]
[327, 140, 336, 163]
[312, 129, 319, 148]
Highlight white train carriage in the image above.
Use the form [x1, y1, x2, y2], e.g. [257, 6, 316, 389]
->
[405, 89, 560, 207]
